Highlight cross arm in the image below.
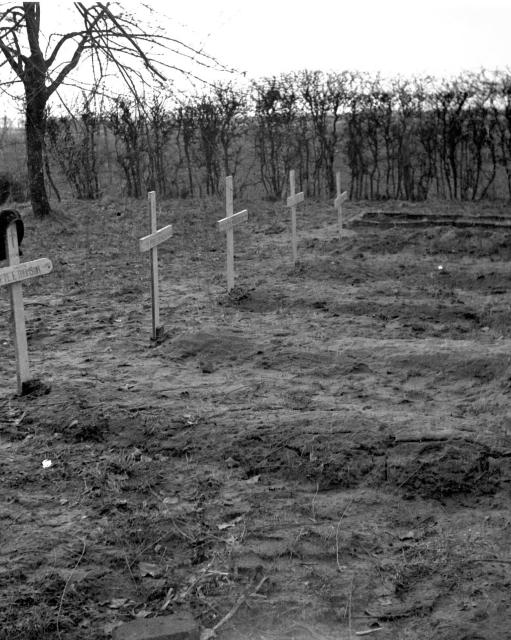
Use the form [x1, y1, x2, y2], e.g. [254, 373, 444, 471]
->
[139, 224, 173, 252]
[286, 192, 304, 208]
[217, 209, 248, 232]
[334, 191, 348, 208]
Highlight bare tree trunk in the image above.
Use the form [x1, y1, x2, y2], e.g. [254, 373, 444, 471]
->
[24, 70, 51, 218]
[22, 4, 52, 218]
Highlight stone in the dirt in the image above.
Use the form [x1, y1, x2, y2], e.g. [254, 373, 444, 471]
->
[112, 612, 199, 640]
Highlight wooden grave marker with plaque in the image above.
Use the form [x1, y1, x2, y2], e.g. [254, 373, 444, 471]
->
[0, 210, 53, 394]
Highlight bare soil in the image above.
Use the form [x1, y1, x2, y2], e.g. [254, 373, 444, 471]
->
[1, 195, 511, 640]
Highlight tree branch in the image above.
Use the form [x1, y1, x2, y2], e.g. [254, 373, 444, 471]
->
[93, 2, 167, 81]
[46, 34, 88, 97]
[45, 31, 87, 68]
[0, 6, 25, 35]
[0, 6, 27, 76]
[0, 35, 23, 76]
[46, 3, 108, 97]
[1, 1, 236, 117]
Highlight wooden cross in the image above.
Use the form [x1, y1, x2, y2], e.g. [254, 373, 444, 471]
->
[217, 176, 248, 292]
[334, 171, 348, 238]
[1, 214, 53, 395]
[285, 169, 304, 264]
[139, 191, 173, 341]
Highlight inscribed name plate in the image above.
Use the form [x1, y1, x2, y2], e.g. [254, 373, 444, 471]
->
[0, 258, 53, 286]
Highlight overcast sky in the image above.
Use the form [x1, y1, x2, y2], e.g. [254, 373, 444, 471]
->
[163, 0, 510, 79]
[1, 0, 510, 120]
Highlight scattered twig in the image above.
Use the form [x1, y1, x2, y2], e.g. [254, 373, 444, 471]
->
[124, 552, 139, 591]
[56, 538, 86, 639]
[170, 518, 196, 542]
[396, 461, 426, 489]
[137, 534, 165, 558]
[336, 494, 357, 572]
[12, 410, 26, 426]
[310, 482, 319, 522]
[257, 437, 292, 466]
[212, 575, 268, 632]
[160, 586, 174, 611]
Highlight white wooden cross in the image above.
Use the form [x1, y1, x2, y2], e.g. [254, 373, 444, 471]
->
[0, 217, 52, 394]
[285, 169, 304, 264]
[139, 191, 173, 341]
[334, 171, 348, 238]
[217, 176, 248, 292]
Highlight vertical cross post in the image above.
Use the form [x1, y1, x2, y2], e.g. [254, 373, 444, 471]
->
[286, 169, 304, 264]
[0, 218, 52, 394]
[148, 192, 160, 338]
[225, 176, 234, 290]
[7, 224, 29, 391]
[139, 192, 173, 341]
[334, 171, 348, 239]
[217, 176, 248, 292]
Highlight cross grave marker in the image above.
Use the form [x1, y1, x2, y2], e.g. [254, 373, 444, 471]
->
[334, 171, 348, 238]
[0, 210, 53, 395]
[217, 176, 248, 292]
[285, 169, 304, 264]
[139, 191, 173, 341]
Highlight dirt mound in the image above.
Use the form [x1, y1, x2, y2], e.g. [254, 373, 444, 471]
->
[170, 330, 258, 362]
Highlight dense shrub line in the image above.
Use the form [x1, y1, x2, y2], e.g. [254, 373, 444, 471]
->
[36, 69, 511, 201]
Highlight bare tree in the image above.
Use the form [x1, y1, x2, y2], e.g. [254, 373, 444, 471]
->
[0, 2, 229, 218]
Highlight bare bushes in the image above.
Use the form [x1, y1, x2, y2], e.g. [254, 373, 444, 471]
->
[39, 69, 511, 202]
[46, 101, 99, 200]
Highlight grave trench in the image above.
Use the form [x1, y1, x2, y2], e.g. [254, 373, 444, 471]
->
[130, 326, 511, 499]
[234, 435, 508, 499]
[133, 394, 511, 499]
[295, 297, 485, 337]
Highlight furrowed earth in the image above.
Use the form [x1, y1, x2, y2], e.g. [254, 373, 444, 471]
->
[1, 196, 511, 640]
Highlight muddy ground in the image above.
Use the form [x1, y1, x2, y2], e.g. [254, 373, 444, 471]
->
[1, 195, 511, 640]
